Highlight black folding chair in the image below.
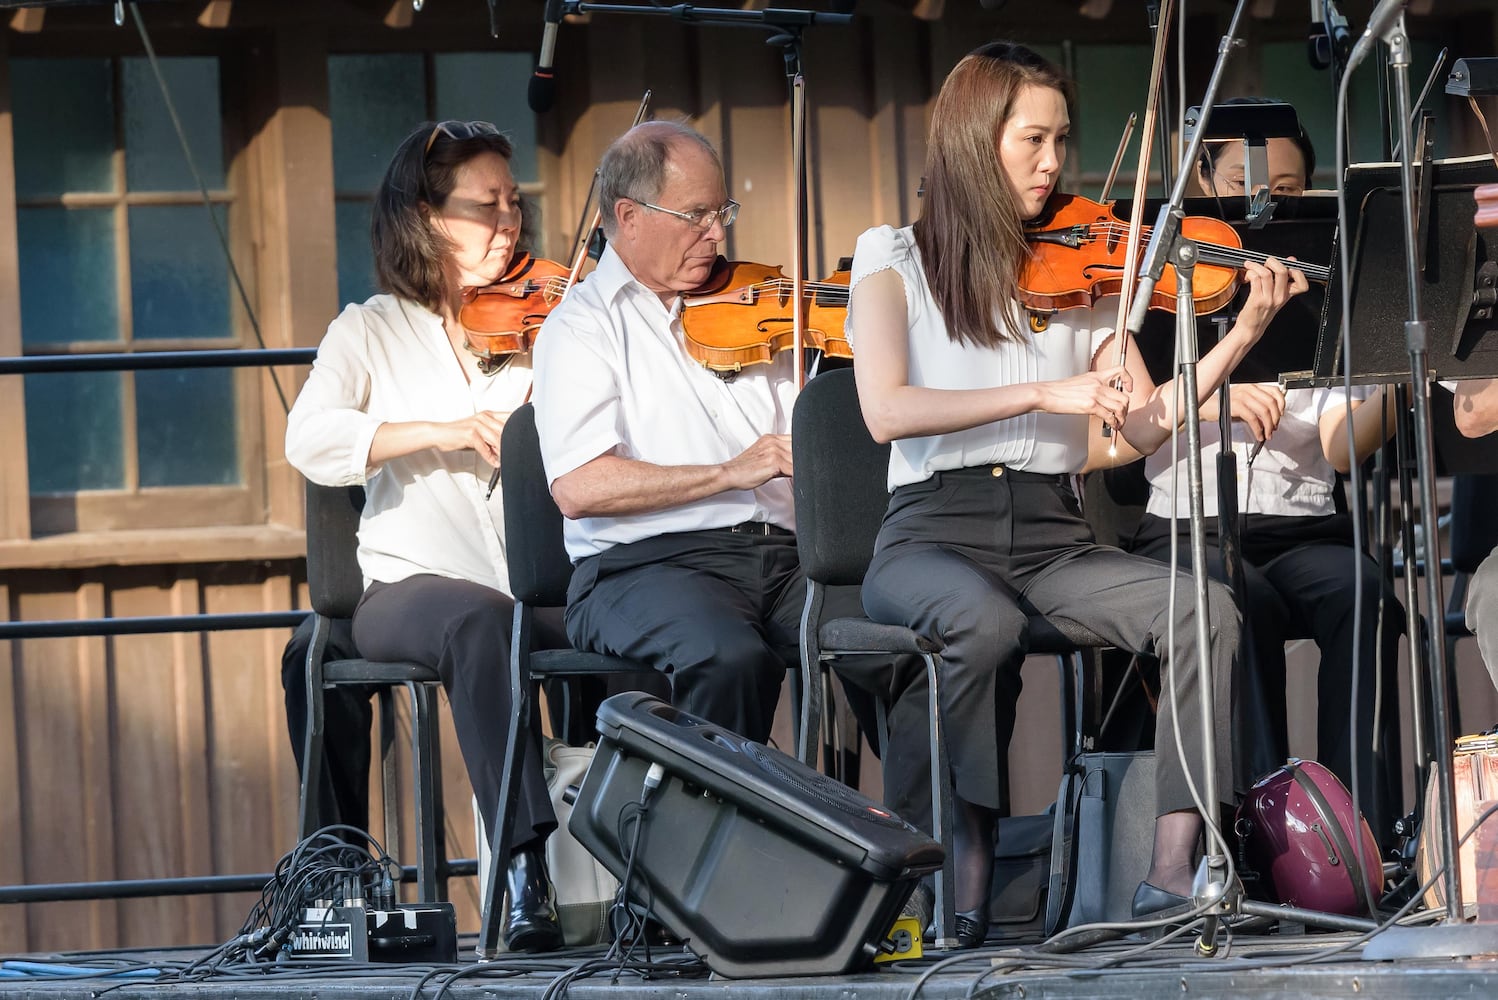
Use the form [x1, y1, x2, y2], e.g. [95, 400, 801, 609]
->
[791, 368, 1109, 949]
[300, 482, 449, 901]
[476, 403, 654, 959]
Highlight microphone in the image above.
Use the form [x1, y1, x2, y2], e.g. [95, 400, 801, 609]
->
[527, 0, 565, 114]
[1308, 1, 1329, 70]
[1344, 0, 1406, 76]
[1323, 0, 1352, 63]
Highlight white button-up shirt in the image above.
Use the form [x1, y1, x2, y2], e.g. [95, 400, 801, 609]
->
[1143, 384, 1363, 519]
[534, 247, 796, 562]
[286, 294, 530, 593]
[847, 225, 1114, 489]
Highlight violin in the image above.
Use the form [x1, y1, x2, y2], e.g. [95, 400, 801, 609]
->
[679, 257, 852, 374]
[457, 252, 571, 375]
[1020, 193, 1330, 318]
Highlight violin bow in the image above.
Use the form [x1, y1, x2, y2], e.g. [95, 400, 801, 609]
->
[1104, 0, 1176, 458]
[1099, 112, 1137, 205]
[791, 73, 809, 389]
[566, 90, 654, 289]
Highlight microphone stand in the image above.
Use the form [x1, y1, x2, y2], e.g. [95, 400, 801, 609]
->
[1358, 15, 1498, 961]
[557, 2, 850, 390]
[1123, 0, 1248, 955]
[1126, 0, 1385, 954]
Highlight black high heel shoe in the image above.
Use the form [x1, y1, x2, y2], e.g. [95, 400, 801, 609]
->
[504, 846, 564, 953]
[1130, 880, 1191, 920]
[954, 903, 990, 949]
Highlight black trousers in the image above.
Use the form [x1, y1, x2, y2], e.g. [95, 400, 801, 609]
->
[282, 615, 371, 832]
[566, 528, 862, 745]
[1131, 512, 1405, 846]
[282, 597, 664, 841]
[855, 466, 1238, 836]
[351, 574, 568, 850]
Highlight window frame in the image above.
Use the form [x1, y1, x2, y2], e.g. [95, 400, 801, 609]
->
[6, 48, 265, 538]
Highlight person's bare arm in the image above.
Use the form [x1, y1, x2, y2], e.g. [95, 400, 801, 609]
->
[550, 435, 793, 520]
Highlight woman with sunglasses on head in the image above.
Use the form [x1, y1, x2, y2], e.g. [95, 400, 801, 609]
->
[286, 120, 563, 953]
[846, 43, 1307, 946]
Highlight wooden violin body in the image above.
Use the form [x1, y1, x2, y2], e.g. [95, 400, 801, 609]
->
[1022, 193, 1242, 317]
[1020, 193, 1330, 319]
[458, 252, 571, 374]
[680, 258, 851, 373]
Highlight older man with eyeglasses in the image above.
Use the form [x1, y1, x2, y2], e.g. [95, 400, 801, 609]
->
[532, 120, 836, 744]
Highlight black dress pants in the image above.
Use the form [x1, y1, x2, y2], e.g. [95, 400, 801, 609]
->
[282, 615, 371, 832]
[565, 528, 863, 745]
[1131, 512, 1405, 847]
[352, 574, 568, 850]
[854, 466, 1238, 837]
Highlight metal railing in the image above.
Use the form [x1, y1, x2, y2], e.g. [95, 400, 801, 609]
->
[0, 346, 480, 906]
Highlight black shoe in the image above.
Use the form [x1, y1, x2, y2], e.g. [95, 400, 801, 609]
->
[954, 903, 990, 949]
[1131, 880, 1192, 920]
[504, 846, 563, 953]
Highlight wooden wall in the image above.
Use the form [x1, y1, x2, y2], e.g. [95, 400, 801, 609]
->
[3, 0, 1498, 955]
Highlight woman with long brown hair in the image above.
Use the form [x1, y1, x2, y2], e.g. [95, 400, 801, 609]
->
[846, 42, 1307, 946]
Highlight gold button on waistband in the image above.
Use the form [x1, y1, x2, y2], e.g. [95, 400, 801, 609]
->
[991, 466, 1003, 478]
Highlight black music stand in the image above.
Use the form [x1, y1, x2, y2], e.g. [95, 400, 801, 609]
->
[1284, 154, 1498, 956]
[1125, 193, 1341, 387]
[1296, 155, 1498, 390]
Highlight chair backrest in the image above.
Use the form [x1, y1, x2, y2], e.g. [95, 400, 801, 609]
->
[305, 481, 367, 619]
[792, 368, 891, 587]
[1450, 473, 1498, 574]
[500, 402, 576, 607]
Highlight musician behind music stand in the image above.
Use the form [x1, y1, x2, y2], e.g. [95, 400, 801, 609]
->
[1116, 161, 1413, 873]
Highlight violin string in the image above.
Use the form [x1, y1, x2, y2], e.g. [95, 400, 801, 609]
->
[1073, 223, 1330, 280]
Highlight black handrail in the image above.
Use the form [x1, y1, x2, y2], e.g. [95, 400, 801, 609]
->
[0, 861, 478, 905]
[0, 347, 329, 908]
[0, 612, 309, 641]
[0, 347, 317, 375]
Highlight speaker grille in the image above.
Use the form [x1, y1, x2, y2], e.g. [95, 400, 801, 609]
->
[743, 743, 906, 828]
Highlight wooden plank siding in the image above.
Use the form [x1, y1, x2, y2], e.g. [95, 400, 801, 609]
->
[0, 0, 1495, 956]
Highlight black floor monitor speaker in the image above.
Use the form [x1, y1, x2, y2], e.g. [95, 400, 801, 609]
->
[569, 693, 943, 978]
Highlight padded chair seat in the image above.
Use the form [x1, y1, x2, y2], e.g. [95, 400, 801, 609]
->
[529, 648, 649, 677]
[322, 658, 441, 686]
[820, 616, 944, 655]
[1029, 617, 1110, 654]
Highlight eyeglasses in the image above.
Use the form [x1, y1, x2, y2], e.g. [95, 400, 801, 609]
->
[423, 120, 502, 157]
[632, 198, 740, 231]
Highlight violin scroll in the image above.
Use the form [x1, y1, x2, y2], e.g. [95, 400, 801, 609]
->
[458, 252, 571, 374]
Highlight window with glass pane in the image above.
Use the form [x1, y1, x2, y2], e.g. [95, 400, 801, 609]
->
[12, 55, 240, 503]
[328, 51, 541, 309]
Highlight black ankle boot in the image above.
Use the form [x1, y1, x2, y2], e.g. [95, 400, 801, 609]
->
[504, 846, 563, 953]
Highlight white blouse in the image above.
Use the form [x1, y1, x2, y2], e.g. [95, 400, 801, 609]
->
[847, 225, 1114, 489]
[1143, 384, 1363, 519]
[533, 246, 797, 562]
[285, 294, 531, 593]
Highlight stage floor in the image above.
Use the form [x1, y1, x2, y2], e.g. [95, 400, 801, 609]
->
[4, 929, 1498, 1000]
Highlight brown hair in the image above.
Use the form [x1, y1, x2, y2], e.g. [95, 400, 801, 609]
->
[914, 42, 1074, 348]
[371, 121, 520, 313]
